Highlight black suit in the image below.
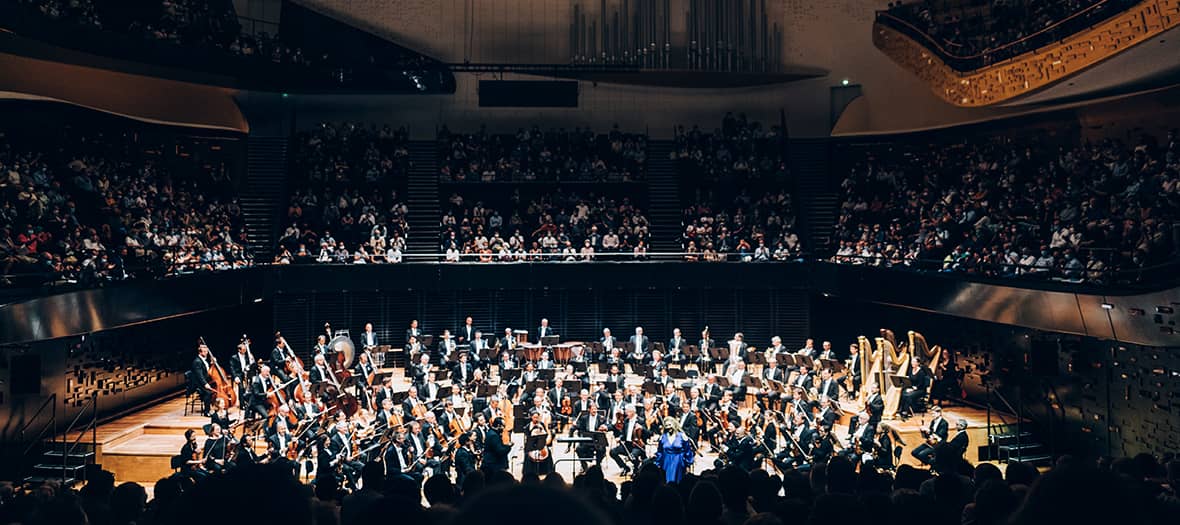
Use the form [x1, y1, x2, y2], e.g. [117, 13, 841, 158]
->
[405, 328, 422, 344]
[866, 392, 885, 427]
[726, 434, 756, 472]
[309, 365, 337, 386]
[900, 367, 932, 416]
[383, 442, 413, 481]
[574, 412, 608, 465]
[609, 417, 647, 472]
[229, 352, 253, 382]
[536, 325, 556, 340]
[191, 356, 213, 411]
[817, 378, 840, 400]
[482, 428, 511, 472]
[460, 325, 477, 343]
[454, 445, 478, 485]
[946, 429, 969, 458]
[269, 346, 291, 382]
[629, 335, 650, 354]
[360, 331, 379, 348]
[911, 417, 950, 464]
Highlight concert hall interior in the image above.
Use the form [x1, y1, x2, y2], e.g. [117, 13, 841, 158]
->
[2, 1, 1180, 524]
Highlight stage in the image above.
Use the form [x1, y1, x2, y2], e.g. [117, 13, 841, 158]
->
[69, 386, 1020, 487]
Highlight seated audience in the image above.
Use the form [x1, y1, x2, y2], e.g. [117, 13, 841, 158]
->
[439, 124, 647, 182]
[278, 122, 410, 264]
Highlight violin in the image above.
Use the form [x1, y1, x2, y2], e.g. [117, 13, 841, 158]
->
[560, 397, 572, 416]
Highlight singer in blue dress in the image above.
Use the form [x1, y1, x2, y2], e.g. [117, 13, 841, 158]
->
[654, 417, 694, 483]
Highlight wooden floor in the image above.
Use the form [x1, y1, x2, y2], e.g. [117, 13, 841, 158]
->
[878, 404, 1023, 467]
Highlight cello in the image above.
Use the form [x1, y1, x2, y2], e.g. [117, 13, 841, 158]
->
[200, 338, 238, 409]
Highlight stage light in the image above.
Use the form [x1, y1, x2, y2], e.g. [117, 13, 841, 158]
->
[841, 78, 850, 86]
[1100, 303, 1114, 310]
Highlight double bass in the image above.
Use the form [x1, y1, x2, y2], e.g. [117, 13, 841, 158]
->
[200, 338, 238, 409]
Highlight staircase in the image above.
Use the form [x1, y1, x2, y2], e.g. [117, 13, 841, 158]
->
[14, 392, 97, 487]
[405, 140, 440, 255]
[990, 425, 1052, 467]
[240, 137, 290, 262]
[646, 140, 681, 257]
[790, 139, 838, 256]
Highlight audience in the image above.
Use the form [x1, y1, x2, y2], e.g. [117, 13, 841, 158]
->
[882, 0, 1126, 68]
[832, 131, 1180, 283]
[439, 125, 647, 182]
[675, 114, 798, 261]
[440, 189, 650, 262]
[2, 452, 1176, 525]
[0, 120, 250, 286]
[277, 123, 411, 264]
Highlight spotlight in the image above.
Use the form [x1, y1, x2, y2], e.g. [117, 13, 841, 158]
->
[1100, 303, 1114, 310]
[841, 78, 850, 86]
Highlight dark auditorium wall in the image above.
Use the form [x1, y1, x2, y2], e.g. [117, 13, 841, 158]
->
[813, 296, 1180, 459]
[0, 303, 269, 446]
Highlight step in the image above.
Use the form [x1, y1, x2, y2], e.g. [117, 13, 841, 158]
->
[991, 431, 1034, 444]
[997, 442, 1043, 452]
[22, 476, 77, 486]
[1006, 454, 1052, 464]
[42, 450, 96, 460]
[32, 463, 87, 473]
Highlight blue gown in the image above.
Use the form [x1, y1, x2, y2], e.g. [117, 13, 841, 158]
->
[654, 432, 694, 483]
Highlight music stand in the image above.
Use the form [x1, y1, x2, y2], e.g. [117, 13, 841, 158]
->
[538, 369, 556, 381]
[434, 369, 451, 382]
[716, 376, 731, 388]
[513, 417, 530, 434]
[684, 344, 700, 359]
[821, 359, 845, 374]
[743, 375, 762, 389]
[572, 362, 588, 374]
[797, 354, 815, 369]
[524, 433, 547, 454]
[777, 353, 797, 368]
[525, 380, 547, 393]
[421, 335, 434, 348]
[668, 367, 687, 380]
[596, 362, 612, 374]
[749, 352, 767, 366]
[477, 383, 497, 397]
[632, 363, 650, 378]
[603, 382, 619, 394]
[501, 369, 522, 384]
[641, 382, 662, 396]
[888, 375, 912, 390]
[541, 335, 561, 346]
[709, 346, 725, 362]
[588, 430, 609, 455]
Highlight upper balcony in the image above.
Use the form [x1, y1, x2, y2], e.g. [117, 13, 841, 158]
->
[873, 0, 1180, 106]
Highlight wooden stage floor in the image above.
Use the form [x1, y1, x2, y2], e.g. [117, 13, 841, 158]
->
[72, 391, 1018, 487]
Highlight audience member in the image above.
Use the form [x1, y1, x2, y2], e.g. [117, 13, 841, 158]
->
[439, 124, 646, 182]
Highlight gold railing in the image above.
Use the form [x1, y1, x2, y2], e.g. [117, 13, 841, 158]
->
[873, 0, 1180, 106]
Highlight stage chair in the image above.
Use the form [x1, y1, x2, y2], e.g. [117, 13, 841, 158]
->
[182, 371, 202, 416]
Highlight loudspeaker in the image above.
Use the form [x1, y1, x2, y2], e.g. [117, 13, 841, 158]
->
[10, 354, 41, 395]
[1029, 340, 1059, 376]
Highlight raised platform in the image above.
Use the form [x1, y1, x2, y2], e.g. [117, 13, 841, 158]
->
[878, 405, 1024, 467]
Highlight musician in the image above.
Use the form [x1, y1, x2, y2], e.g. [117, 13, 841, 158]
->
[452, 352, 475, 387]
[202, 423, 232, 474]
[523, 409, 554, 475]
[417, 377, 440, 403]
[437, 330, 457, 363]
[767, 336, 787, 356]
[945, 418, 970, 458]
[269, 335, 293, 384]
[609, 405, 647, 475]
[629, 326, 650, 356]
[816, 367, 840, 400]
[405, 421, 440, 476]
[179, 429, 207, 480]
[383, 431, 415, 482]
[293, 387, 322, 434]
[791, 364, 813, 391]
[411, 353, 432, 386]
[797, 338, 816, 356]
[686, 387, 706, 413]
[662, 383, 682, 411]
[375, 398, 398, 430]
[605, 364, 626, 391]
[574, 403, 608, 467]
[247, 365, 276, 420]
[865, 383, 885, 427]
[229, 340, 255, 398]
[454, 432, 479, 486]
[816, 396, 839, 428]
[568, 345, 588, 365]
[649, 350, 669, 375]
[310, 354, 339, 387]
[459, 316, 477, 344]
[406, 336, 424, 365]
[312, 335, 330, 361]
[667, 328, 686, 364]
[845, 411, 876, 464]
[374, 377, 396, 408]
[600, 328, 617, 352]
[759, 358, 785, 410]
[811, 424, 837, 464]
[727, 333, 748, 361]
[607, 389, 627, 421]
[592, 382, 611, 409]
[354, 352, 376, 408]
[268, 419, 298, 473]
[537, 318, 555, 340]
[210, 398, 235, 433]
[537, 351, 555, 370]
[603, 348, 625, 369]
[756, 410, 781, 463]
[899, 359, 932, 418]
[497, 350, 515, 371]
[548, 379, 572, 411]
[677, 400, 701, 443]
[328, 421, 362, 488]
[911, 405, 949, 465]
[728, 361, 749, 399]
[847, 343, 862, 391]
[817, 341, 836, 361]
[406, 320, 422, 344]
[402, 386, 427, 418]
[483, 417, 512, 472]
[773, 412, 813, 471]
[500, 328, 518, 351]
[469, 330, 488, 367]
[356, 322, 378, 349]
[192, 343, 214, 416]
[723, 425, 755, 472]
[698, 329, 716, 372]
[702, 375, 724, 408]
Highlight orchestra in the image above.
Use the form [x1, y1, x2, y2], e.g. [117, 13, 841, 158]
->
[178, 320, 955, 493]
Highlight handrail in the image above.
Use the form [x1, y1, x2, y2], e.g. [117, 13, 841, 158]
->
[18, 393, 57, 456]
[875, 0, 1137, 71]
[827, 253, 1180, 287]
[61, 391, 98, 483]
